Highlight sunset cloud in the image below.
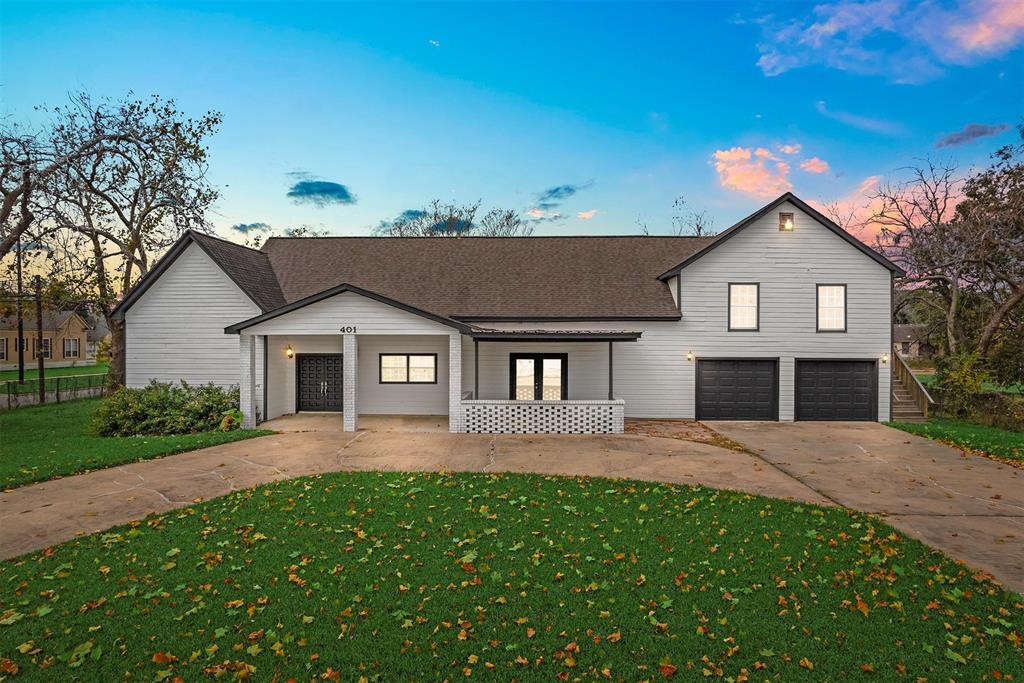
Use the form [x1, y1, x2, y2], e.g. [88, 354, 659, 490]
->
[936, 122, 1010, 148]
[777, 143, 802, 155]
[800, 156, 831, 174]
[577, 209, 598, 220]
[816, 101, 904, 135]
[712, 146, 792, 198]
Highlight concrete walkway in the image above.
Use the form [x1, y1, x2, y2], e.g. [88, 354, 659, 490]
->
[711, 421, 1024, 593]
[0, 430, 823, 561]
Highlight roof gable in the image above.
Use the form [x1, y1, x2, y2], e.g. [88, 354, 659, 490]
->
[657, 192, 904, 280]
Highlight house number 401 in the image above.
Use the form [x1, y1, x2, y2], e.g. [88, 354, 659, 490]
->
[339, 325, 358, 334]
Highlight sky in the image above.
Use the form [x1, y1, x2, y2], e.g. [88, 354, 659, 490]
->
[2, 0, 1022, 241]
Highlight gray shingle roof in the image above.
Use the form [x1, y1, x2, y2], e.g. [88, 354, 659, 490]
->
[0, 310, 79, 331]
[189, 232, 287, 312]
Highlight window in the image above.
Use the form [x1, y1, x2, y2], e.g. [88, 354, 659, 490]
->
[509, 353, 568, 400]
[900, 342, 911, 355]
[817, 284, 847, 332]
[779, 212, 794, 231]
[728, 283, 759, 331]
[64, 337, 80, 358]
[33, 337, 51, 359]
[379, 354, 437, 383]
[0, 338, 6, 360]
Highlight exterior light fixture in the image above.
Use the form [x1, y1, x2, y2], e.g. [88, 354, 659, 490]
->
[285, 345, 294, 359]
[686, 351, 694, 362]
[779, 212, 794, 232]
[881, 353, 889, 364]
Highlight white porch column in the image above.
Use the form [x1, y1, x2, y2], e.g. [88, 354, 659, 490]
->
[343, 334, 358, 431]
[239, 334, 257, 428]
[448, 333, 463, 433]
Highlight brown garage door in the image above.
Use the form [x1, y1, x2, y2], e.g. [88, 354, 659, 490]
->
[795, 360, 877, 421]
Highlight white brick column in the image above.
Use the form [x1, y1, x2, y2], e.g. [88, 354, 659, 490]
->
[448, 333, 463, 433]
[239, 334, 257, 428]
[343, 334, 358, 431]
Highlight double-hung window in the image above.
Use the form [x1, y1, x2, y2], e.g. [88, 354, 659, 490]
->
[817, 284, 847, 332]
[379, 354, 437, 383]
[33, 337, 51, 359]
[728, 283, 759, 331]
[0, 338, 6, 361]
[64, 337, 80, 358]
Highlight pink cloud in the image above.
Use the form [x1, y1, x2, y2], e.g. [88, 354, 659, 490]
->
[526, 208, 546, 218]
[800, 156, 831, 174]
[944, 0, 1024, 55]
[577, 209, 598, 220]
[712, 146, 792, 198]
[777, 143, 802, 155]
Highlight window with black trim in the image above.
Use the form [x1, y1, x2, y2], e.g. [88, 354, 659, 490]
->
[0, 338, 6, 361]
[728, 283, 759, 331]
[509, 353, 568, 400]
[33, 337, 51, 359]
[379, 353, 437, 383]
[817, 284, 847, 332]
[64, 337, 80, 358]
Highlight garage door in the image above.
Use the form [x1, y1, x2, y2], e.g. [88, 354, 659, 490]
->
[795, 360, 877, 421]
[696, 359, 778, 420]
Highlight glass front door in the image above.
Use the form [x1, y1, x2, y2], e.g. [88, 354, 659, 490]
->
[509, 353, 567, 400]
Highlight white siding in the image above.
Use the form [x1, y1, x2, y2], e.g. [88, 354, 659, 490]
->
[464, 338, 613, 401]
[358, 335, 449, 415]
[243, 291, 455, 336]
[125, 243, 259, 388]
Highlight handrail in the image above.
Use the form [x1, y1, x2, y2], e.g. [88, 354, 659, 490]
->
[892, 348, 934, 418]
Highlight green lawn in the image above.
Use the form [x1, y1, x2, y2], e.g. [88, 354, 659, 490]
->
[0, 472, 1019, 680]
[0, 398, 272, 489]
[890, 418, 1024, 465]
[0, 363, 109, 396]
[0, 362, 109, 382]
[914, 372, 1023, 395]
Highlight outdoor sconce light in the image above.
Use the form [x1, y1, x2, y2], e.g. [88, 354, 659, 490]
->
[881, 353, 889, 364]
[285, 345, 294, 359]
[779, 212, 794, 232]
[686, 351, 694, 362]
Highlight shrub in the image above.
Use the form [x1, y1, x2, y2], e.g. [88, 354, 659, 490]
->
[933, 353, 988, 419]
[959, 392, 1024, 432]
[92, 381, 242, 437]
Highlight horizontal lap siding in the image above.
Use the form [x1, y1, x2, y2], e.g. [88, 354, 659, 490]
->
[358, 335, 449, 415]
[242, 292, 455, 336]
[126, 244, 259, 388]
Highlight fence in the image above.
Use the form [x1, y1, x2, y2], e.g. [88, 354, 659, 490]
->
[1, 373, 108, 409]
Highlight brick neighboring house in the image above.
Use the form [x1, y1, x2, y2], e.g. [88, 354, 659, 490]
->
[0, 310, 95, 371]
[894, 324, 936, 359]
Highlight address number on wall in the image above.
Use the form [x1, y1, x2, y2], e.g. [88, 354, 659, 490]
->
[339, 326, 358, 334]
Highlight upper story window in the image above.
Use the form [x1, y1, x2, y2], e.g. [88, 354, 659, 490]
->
[817, 284, 847, 332]
[728, 283, 759, 331]
[379, 353, 437, 383]
[779, 212, 794, 231]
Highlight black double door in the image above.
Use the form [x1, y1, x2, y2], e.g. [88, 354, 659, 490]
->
[296, 354, 344, 412]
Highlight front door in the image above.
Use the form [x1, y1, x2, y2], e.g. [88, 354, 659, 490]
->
[296, 354, 344, 412]
[509, 353, 568, 400]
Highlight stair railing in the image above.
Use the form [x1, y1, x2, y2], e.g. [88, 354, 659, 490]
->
[892, 347, 935, 419]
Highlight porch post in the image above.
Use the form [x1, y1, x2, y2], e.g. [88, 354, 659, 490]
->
[449, 333, 463, 433]
[343, 334, 358, 431]
[608, 341, 614, 400]
[239, 334, 257, 428]
[473, 338, 479, 399]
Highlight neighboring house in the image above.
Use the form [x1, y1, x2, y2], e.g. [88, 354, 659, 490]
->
[86, 316, 111, 360]
[112, 192, 904, 433]
[0, 310, 93, 371]
[894, 324, 935, 359]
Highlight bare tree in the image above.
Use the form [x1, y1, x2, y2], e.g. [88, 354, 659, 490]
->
[374, 200, 532, 237]
[670, 195, 715, 236]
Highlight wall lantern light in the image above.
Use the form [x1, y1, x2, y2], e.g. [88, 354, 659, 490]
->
[686, 350, 694, 362]
[779, 212, 794, 232]
[285, 345, 294, 359]
[881, 353, 889, 364]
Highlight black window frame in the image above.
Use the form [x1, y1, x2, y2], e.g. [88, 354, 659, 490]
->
[378, 353, 438, 384]
[509, 352, 568, 400]
[816, 283, 848, 333]
[63, 337, 80, 358]
[727, 282, 760, 332]
[33, 337, 51, 359]
[0, 338, 6, 360]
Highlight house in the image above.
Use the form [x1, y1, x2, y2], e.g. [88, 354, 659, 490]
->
[0, 310, 93, 371]
[85, 316, 111, 361]
[894, 324, 935, 359]
[111, 192, 905, 433]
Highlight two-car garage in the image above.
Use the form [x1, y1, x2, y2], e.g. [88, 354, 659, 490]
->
[696, 359, 878, 421]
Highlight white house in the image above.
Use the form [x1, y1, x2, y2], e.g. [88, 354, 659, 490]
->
[112, 193, 907, 433]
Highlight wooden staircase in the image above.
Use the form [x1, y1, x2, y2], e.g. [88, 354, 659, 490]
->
[890, 349, 933, 423]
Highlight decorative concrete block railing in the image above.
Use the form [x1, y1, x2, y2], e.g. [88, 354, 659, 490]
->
[461, 399, 625, 434]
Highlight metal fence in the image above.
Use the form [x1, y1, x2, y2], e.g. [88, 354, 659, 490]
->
[1, 373, 109, 409]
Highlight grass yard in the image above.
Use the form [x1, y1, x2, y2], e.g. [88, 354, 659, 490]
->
[0, 398, 272, 489]
[890, 418, 1024, 466]
[0, 472, 1020, 681]
[0, 363, 109, 382]
[914, 372, 1024, 395]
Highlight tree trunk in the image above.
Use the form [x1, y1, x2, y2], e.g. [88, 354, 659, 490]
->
[107, 317, 126, 388]
[946, 285, 960, 354]
[978, 284, 1024, 356]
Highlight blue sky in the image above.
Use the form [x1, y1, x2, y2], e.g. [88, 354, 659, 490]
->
[2, 1, 1022, 239]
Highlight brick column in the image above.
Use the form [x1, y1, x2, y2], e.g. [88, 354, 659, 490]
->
[239, 334, 256, 428]
[448, 333, 463, 433]
[343, 334, 358, 432]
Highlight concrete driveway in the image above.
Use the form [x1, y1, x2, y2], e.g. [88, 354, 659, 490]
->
[0, 429, 824, 562]
[711, 421, 1024, 593]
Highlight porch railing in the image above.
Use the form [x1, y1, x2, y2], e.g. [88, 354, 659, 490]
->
[892, 348, 934, 419]
[461, 399, 625, 434]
